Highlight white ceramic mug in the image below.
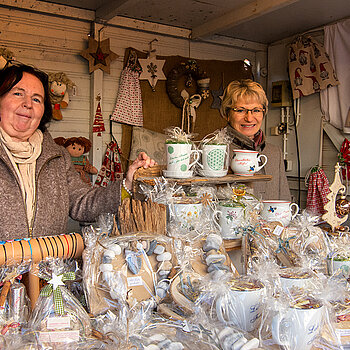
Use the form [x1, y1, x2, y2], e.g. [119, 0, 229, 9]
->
[212, 204, 244, 239]
[230, 149, 267, 176]
[261, 200, 299, 226]
[327, 257, 350, 278]
[166, 143, 200, 173]
[198, 144, 228, 177]
[271, 305, 324, 350]
[170, 202, 203, 230]
[280, 275, 311, 292]
[216, 285, 265, 332]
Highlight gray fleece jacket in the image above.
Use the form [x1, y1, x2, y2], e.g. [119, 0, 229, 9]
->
[0, 131, 121, 240]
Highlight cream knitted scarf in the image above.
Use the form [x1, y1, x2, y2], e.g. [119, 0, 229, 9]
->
[0, 127, 43, 226]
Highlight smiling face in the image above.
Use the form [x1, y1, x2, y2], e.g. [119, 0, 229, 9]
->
[0, 72, 45, 142]
[227, 97, 264, 139]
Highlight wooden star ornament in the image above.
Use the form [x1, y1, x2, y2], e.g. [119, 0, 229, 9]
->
[80, 37, 118, 74]
[138, 52, 166, 91]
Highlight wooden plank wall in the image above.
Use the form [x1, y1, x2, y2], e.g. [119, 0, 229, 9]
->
[0, 5, 261, 171]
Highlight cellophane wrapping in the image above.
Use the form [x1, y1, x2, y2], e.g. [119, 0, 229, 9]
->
[28, 258, 92, 348]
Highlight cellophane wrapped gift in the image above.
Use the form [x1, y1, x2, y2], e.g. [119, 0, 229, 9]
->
[259, 288, 329, 350]
[28, 258, 92, 348]
[0, 263, 31, 338]
[283, 210, 329, 272]
[126, 314, 224, 350]
[83, 228, 179, 335]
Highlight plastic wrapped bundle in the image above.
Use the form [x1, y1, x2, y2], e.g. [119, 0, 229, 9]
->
[259, 289, 326, 350]
[83, 232, 178, 318]
[28, 259, 92, 348]
[0, 264, 31, 337]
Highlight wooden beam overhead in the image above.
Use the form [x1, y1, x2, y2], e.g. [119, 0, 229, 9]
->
[192, 0, 300, 39]
[95, 0, 130, 22]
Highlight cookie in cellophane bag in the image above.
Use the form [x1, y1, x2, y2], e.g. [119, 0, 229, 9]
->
[28, 258, 92, 348]
[83, 231, 178, 317]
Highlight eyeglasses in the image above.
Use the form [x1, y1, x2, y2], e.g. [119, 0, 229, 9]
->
[231, 107, 265, 117]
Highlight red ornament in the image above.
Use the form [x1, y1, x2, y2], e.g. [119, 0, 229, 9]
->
[92, 102, 105, 136]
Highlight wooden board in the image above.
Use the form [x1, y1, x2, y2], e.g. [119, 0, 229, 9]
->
[135, 173, 272, 187]
[224, 238, 242, 251]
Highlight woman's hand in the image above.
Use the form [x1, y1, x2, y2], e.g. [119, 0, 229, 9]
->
[124, 152, 157, 190]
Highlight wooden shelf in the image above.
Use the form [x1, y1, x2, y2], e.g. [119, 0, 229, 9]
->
[135, 173, 272, 186]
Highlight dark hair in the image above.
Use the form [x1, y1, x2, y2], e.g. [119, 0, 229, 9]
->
[54, 136, 92, 153]
[0, 63, 52, 132]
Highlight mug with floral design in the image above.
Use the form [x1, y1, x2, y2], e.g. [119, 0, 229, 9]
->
[213, 201, 245, 239]
[170, 202, 203, 230]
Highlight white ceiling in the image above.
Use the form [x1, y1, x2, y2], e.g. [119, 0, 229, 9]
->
[40, 0, 350, 44]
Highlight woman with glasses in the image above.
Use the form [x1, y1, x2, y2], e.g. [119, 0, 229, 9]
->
[220, 79, 291, 200]
[0, 63, 155, 240]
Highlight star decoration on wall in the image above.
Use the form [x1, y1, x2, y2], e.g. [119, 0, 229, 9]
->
[138, 56, 166, 91]
[211, 84, 224, 110]
[80, 37, 118, 74]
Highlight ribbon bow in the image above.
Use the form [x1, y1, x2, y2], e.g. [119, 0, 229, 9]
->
[275, 236, 296, 254]
[40, 271, 75, 315]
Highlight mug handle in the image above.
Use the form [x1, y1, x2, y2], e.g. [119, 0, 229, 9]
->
[271, 313, 291, 346]
[212, 210, 222, 231]
[197, 149, 204, 169]
[256, 154, 268, 171]
[216, 295, 234, 325]
[189, 150, 200, 169]
[290, 203, 299, 220]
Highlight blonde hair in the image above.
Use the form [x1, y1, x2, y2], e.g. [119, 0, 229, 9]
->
[220, 79, 268, 119]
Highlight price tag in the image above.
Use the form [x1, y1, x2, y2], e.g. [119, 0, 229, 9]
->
[127, 276, 143, 287]
[39, 330, 80, 343]
[273, 225, 284, 236]
[47, 316, 70, 329]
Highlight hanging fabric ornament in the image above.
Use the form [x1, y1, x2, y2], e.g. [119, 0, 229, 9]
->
[80, 35, 118, 74]
[111, 50, 143, 126]
[92, 100, 105, 136]
[95, 139, 123, 187]
[138, 39, 166, 92]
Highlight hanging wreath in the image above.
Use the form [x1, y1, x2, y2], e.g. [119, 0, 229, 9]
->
[166, 60, 210, 109]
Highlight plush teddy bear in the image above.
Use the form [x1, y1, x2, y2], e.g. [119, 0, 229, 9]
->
[54, 136, 98, 185]
[48, 72, 75, 121]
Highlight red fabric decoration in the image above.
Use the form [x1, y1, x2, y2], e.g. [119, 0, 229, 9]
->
[306, 167, 330, 215]
[92, 102, 105, 136]
[94, 141, 123, 187]
[339, 138, 350, 180]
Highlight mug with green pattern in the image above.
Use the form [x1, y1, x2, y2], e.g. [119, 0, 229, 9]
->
[198, 144, 228, 175]
[166, 143, 199, 173]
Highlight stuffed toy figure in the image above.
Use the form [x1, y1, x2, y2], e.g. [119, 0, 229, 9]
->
[48, 72, 75, 121]
[54, 136, 98, 185]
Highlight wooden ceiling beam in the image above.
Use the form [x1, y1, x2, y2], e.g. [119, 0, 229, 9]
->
[192, 0, 300, 39]
[95, 0, 130, 22]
